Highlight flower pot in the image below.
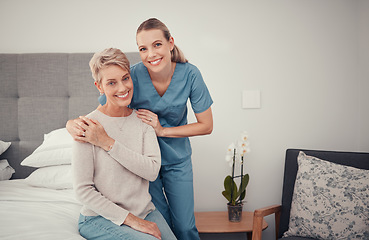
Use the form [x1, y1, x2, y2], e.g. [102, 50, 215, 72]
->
[227, 203, 243, 222]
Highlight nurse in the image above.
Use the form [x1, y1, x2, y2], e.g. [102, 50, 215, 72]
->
[67, 18, 213, 240]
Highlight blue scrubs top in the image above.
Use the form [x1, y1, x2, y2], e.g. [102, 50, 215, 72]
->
[129, 62, 213, 165]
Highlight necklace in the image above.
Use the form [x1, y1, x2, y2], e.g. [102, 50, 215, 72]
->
[98, 106, 132, 131]
[115, 116, 127, 131]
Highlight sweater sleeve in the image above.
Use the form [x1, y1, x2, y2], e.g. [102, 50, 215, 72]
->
[72, 141, 129, 226]
[107, 125, 161, 182]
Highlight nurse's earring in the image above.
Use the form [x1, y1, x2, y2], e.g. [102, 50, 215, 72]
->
[98, 92, 107, 106]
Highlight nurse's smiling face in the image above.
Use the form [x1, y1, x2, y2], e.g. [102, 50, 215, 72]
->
[136, 29, 174, 74]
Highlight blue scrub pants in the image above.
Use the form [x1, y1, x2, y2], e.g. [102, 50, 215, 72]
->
[149, 159, 200, 240]
[78, 209, 176, 240]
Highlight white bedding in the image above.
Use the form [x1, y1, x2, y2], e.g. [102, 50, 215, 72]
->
[0, 179, 84, 240]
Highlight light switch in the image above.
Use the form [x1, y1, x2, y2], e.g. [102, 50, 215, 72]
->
[242, 90, 261, 109]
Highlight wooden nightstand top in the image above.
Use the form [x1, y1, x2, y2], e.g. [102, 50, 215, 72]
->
[195, 211, 268, 233]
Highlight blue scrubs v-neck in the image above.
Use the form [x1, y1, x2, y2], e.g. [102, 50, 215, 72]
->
[130, 62, 213, 165]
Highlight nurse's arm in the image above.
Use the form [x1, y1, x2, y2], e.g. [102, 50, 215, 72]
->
[161, 107, 213, 138]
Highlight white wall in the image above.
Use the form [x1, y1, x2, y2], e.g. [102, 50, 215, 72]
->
[1, 0, 367, 239]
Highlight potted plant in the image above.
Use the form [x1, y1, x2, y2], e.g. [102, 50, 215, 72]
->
[222, 131, 250, 222]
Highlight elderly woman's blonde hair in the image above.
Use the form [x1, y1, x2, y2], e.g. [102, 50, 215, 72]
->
[89, 48, 130, 84]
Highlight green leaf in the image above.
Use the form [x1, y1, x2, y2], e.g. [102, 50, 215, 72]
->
[239, 189, 246, 202]
[222, 190, 231, 202]
[223, 176, 232, 202]
[223, 175, 239, 204]
[238, 174, 249, 201]
[223, 175, 232, 191]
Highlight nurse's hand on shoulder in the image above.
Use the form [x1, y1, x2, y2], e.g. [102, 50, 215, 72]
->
[136, 109, 165, 136]
[124, 213, 162, 240]
[66, 118, 89, 143]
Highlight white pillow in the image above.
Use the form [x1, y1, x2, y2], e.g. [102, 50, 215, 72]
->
[21, 128, 73, 167]
[0, 140, 11, 155]
[25, 165, 72, 189]
[0, 159, 15, 180]
[284, 151, 369, 239]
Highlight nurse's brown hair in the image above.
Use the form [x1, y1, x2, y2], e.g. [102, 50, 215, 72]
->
[137, 18, 188, 63]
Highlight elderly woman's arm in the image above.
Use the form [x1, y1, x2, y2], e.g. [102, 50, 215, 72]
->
[106, 125, 161, 181]
[72, 142, 161, 240]
[68, 116, 161, 181]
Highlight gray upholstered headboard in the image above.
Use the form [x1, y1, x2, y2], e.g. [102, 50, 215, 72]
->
[0, 52, 141, 179]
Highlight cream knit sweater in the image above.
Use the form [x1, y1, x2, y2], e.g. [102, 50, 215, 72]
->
[72, 110, 161, 226]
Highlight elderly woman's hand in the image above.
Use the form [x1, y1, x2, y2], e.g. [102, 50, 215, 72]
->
[124, 213, 161, 240]
[72, 116, 114, 151]
[66, 118, 88, 143]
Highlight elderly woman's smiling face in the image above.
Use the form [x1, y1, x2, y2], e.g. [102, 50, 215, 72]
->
[95, 64, 133, 110]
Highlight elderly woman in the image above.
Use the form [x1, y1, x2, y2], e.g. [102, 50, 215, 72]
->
[72, 48, 176, 240]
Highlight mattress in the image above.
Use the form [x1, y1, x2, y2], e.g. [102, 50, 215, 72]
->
[0, 179, 84, 240]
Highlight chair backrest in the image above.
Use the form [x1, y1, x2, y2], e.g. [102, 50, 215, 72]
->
[278, 148, 369, 238]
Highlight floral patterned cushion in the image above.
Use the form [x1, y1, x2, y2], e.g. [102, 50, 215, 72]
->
[283, 151, 369, 240]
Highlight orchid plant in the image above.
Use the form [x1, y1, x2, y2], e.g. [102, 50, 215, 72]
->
[222, 131, 250, 206]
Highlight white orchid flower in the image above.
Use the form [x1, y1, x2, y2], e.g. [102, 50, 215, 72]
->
[227, 143, 235, 154]
[239, 131, 249, 142]
[239, 146, 251, 157]
[225, 155, 233, 167]
[238, 140, 249, 149]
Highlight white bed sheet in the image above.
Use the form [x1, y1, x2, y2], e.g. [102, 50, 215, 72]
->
[0, 179, 84, 240]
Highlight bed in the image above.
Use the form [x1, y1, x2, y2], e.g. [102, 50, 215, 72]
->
[0, 52, 141, 239]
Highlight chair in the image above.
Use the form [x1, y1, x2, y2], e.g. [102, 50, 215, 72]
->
[251, 148, 369, 240]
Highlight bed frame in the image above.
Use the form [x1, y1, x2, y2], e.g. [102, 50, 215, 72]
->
[0, 52, 141, 179]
